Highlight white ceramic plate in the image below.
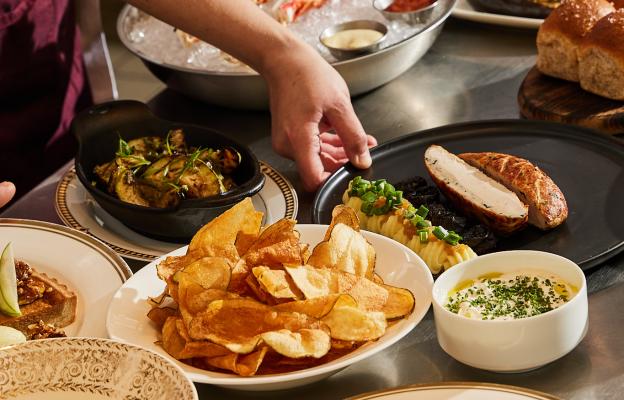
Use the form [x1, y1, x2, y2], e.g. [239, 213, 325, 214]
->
[0, 219, 132, 338]
[452, 0, 543, 29]
[55, 162, 298, 261]
[106, 224, 433, 391]
[0, 337, 198, 400]
[348, 382, 560, 400]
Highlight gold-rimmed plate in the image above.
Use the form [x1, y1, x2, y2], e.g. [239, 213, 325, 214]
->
[0, 219, 131, 338]
[55, 162, 297, 261]
[348, 382, 560, 400]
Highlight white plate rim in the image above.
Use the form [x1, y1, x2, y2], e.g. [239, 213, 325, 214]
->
[55, 161, 298, 261]
[106, 224, 434, 386]
[346, 381, 561, 400]
[0, 218, 132, 338]
[452, 0, 543, 29]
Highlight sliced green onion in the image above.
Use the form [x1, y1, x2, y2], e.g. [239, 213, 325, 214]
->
[433, 226, 449, 240]
[416, 205, 429, 219]
[416, 219, 429, 229]
[445, 232, 462, 246]
[361, 191, 377, 203]
[418, 229, 429, 243]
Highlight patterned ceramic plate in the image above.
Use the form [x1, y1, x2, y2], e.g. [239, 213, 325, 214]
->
[55, 162, 297, 261]
[347, 382, 560, 400]
[0, 219, 131, 338]
[0, 337, 197, 400]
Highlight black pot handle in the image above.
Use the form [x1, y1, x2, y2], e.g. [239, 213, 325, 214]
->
[71, 100, 155, 143]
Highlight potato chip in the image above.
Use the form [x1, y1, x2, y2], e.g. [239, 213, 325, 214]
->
[147, 306, 178, 328]
[325, 205, 361, 240]
[244, 219, 303, 268]
[322, 306, 387, 341]
[284, 265, 390, 315]
[201, 346, 268, 377]
[177, 280, 236, 326]
[307, 223, 375, 278]
[235, 231, 259, 257]
[187, 298, 326, 354]
[188, 197, 263, 261]
[274, 294, 356, 319]
[252, 266, 302, 300]
[380, 284, 416, 320]
[261, 329, 330, 359]
[161, 317, 230, 360]
[174, 256, 232, 290]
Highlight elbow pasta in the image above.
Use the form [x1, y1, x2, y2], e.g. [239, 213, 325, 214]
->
[343, 193, 477, 274]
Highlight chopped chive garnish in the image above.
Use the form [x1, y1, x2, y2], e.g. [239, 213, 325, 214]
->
[433, 226, 449, 240]
[418, 229, 429, 243]
[416, 205, 429, 218]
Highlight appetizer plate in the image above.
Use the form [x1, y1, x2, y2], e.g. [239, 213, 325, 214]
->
[106, 224, 434, 391]
[55, 162, 297, 261]
[0, 219, 132, 338]
[0, 337, 198, 400]
[452, 0, 543, 29]
[313, 120, 624, 270]
[347, 382, 560, 400]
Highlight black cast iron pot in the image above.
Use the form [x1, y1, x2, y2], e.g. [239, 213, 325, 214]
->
[72, 100, 265, 242]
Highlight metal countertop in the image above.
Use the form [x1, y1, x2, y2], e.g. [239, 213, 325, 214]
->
[3, 18, 623, 400]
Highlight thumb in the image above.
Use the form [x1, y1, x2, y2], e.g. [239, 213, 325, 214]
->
[0, 181, 16, 208]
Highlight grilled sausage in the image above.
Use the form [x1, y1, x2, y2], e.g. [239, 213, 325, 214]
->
[459, 152, 568, 230]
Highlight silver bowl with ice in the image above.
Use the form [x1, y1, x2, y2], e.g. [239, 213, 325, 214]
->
[116, 0, 456, 109]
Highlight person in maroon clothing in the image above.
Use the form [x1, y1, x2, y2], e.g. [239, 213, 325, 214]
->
[0, 0, 376, 208]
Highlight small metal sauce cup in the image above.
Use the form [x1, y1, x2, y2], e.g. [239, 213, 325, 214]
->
[373, 0, 439, 25]
[319, 20, 388, 60]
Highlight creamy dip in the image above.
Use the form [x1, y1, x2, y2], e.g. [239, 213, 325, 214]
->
[323, 29, 383, 50]
[445, 271, 576, 320]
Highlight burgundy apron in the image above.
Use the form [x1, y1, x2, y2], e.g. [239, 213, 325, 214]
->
[0, 0, 90, 199]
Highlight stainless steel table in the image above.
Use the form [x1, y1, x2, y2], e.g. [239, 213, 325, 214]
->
[3, 18, 624, 399]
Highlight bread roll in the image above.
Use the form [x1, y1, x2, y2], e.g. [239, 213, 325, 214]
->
[537, 0, 614, 82]
[578, 10, 624, 100]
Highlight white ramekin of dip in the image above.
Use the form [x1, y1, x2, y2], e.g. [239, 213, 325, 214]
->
[432, 250, 588, 373]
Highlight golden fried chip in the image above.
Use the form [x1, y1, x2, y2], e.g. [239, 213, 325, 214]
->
[244, 219, 303, 268]
[161, 317, 231, 360]
[147, 307, 178, 329]
[203, 346, 268, 377]
[174, 257, 232, 290]
[381, 284, 416, 320]
[325, 205, 361, 240]
[273, 294, 356, 319]
[284, 265, 392, 317]
[178, 280, 237, 326]
[252, 266, 302, 300]
[188, 197, 263, 261]
[235, 231, 259, 257]
[307, 223, 376, 278]
[261, 329, 330, 359]
[322, 306, 387, 341]
[187, 298, 326, 354]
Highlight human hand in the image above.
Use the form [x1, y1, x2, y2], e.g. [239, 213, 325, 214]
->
[264, 46, 377, 192]
[0, 181, 15, 208]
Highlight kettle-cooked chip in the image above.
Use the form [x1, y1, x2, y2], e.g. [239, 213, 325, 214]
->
[322, 306, 387, 341]
[307, 223, 375, 278]
[284, 265, 390, 316]
[252, 266, 302, 300]
[261, 329, 330, 359]
[174, 256, 232, 290]
[187, 298, 327, 354]
[325, 205, 361, 240]
[161, 317, 231, 360]
[244, 219, 303, 268]
[202, 346, 269, 377]
[147, 306, 178, 328]
[189, 197, 263, 261]
[274, 294, 356, 319]
[381, 284, 416, 320]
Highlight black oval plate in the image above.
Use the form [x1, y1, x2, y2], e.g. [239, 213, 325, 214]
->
[313, 120, 624, 270]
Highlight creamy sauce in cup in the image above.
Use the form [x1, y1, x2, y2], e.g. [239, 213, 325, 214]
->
[445, 271, 576, 320]
[323, 29, 383, 49]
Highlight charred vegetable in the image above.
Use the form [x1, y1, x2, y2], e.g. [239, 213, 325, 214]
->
[93, 129, 241, 208]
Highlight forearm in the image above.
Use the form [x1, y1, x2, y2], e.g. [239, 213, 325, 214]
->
[125, 0, 314, 76]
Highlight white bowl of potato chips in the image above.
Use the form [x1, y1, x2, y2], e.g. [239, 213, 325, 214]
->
[107, 200, 433, 391]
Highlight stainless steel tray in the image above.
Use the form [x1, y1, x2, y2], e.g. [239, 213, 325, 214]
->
[117, 0, 456, 109]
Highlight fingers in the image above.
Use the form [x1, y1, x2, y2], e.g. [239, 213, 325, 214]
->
[287, 122, 329, 192]
[0, 181, 16, 208]
[324, 102, 371, 169]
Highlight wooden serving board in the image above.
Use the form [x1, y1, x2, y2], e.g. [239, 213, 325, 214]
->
[518, 66, 624, 135]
